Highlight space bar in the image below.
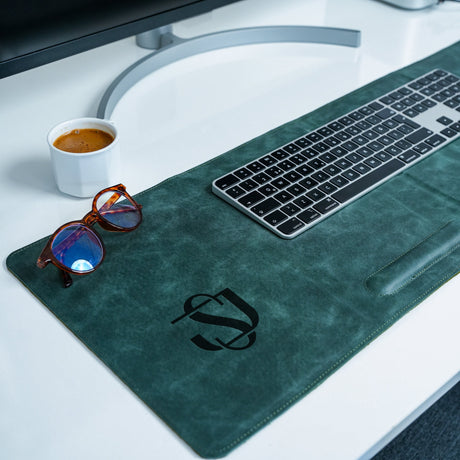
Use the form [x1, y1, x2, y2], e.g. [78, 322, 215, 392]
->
[332, 158, 405, 203]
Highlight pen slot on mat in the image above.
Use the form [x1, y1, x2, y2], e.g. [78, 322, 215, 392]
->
[366, 220, 460, 296]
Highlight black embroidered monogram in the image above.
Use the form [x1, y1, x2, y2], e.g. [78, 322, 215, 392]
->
[172, 288, 259, 350]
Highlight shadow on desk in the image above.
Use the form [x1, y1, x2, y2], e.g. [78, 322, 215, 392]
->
[7, 157, 58, 195]
[372, 382, 460, 459]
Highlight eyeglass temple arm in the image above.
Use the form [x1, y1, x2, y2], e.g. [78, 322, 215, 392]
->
[37, 252, 73, 288]
[61, 269, 73, 288]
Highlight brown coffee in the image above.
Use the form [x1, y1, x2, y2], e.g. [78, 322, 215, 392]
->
[53, 128, 114, 153]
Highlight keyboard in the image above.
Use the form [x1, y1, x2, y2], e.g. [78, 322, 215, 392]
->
[212, 69, 460, 239]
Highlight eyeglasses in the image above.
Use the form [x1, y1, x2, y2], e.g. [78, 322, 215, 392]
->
[37, 184, 142, 288]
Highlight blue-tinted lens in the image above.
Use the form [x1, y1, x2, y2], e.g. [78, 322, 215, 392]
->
[96, 191, 141, 229]
[51, 224, 103, 273]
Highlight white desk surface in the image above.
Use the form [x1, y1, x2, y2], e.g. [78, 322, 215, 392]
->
[1, 0, 459, 459]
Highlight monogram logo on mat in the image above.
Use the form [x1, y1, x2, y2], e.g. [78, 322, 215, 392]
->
[171, 288, 259, 351]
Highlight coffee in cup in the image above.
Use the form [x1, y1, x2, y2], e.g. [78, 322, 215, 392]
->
[48, 118, 121, 198]
[53, 128, 115, 154]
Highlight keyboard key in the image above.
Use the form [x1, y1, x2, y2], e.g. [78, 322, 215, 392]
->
[240, 179, 258, 191]
[425, 134, 446, 147]
[297, 208, 322, 224]
[293, 195, 314, 209]
[277, 218, 305, 236]
[313, 197, 340, 214]
[215, 173, 239, 190]
[238, 190, 264, 207]
[234, 168, 252, 179]
[306, 189, 326, 201]
[226, 186, 246, 198]
[264, 210, 288, 226]
[332, 158, 404, 203]
[436, 116, 453, 125]
[375, 108, 396, 119]
[274, 190, 294, 203]
[440, 128, 457, 138]
[405, 127, 433, 144]
[330, 175, 349, 187]
[247, 161, 264, 173]
[251, 197, 280, 216]
[318, 182, 338, 194]
[280, 203, 301, 216]
[286, 184, 306, 196]
[253, 172, 270, 184]
[398, 151, 420, 163]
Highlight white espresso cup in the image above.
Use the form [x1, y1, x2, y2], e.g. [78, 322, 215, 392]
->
[48, 117, 121, 198]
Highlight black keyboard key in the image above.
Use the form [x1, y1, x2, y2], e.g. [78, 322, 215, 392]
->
[306, 189, 326, 202]
[290, 153, 308, 165]
[278, 160, 296, 171]
[332, 158, 405, 203]
[251, 197, 280, 216]
[318, 182, 338, 194]
[294, 138, 313, 148]
[296, 165, 314, 176]
[277, 218, 305, 236]
[330, 175, 349, 188]
[305, 132, 323, 142]
[284, 143, 301, 154]
[297, 208, 322, 224]
[266, 166, 283, 178]
[298, 177, 318, 189]
[311, 171, 330, 183]
[342, 169, 361, 181]
[280, 203, 301, 216]
[286, 183, 306, 196]
[438, 116, 453, 125]
[272, 150, 290, 161]
[274, 190, 294, 203]
[240, 179, 258, 191]
[247, 161, 265, 173]
[364, 157, 382, 168]
[238, 190, 264, 207]
[293, 195, 314, 209]
[356, 146, 374, 158]
[253, 172, 270, 184]
[264, 210, 288, 226]
[369, 101, 384, 111]
[398, 150, 420, 163]
[374, 151, 393, 162]
[259, 184, 278, 196]
[259, 155, 277, 167]
[425, 134, 446, 147]
[375, 108, 396, 120]
[405, 127, 433, 144]
[234, 168, 252, 179]
[353, 163, 372, 175]
[395, 140, 412, 150]
[367, 141, 385, 152]
[392, 114, 420, 129]
[313, 197, 340, 214]
[412, 142, 432, 154]
[226, 186, 246, 198]
[215, 173, 239, 190]
[342, 141, 359, 151]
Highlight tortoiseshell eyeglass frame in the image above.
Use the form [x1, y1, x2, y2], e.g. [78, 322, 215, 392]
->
[37, 184, 142, 288]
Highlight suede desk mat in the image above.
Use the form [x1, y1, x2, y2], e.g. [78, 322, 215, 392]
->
[7, 42, 460, 457]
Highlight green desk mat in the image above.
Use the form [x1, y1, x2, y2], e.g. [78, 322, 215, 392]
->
[7, 42, 460, 457]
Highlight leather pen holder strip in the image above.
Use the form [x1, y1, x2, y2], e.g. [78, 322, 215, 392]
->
[366, 220, 460, 296]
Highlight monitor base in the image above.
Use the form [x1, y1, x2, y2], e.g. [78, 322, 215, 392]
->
[97, 25, 361, 119]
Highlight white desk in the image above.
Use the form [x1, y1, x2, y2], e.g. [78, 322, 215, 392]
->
[1, 1, 459, 459]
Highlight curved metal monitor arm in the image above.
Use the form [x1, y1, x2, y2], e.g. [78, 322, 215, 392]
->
[97, 25, 361, 119]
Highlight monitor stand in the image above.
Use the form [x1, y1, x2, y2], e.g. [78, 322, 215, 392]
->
[97, 24, 361, 119]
